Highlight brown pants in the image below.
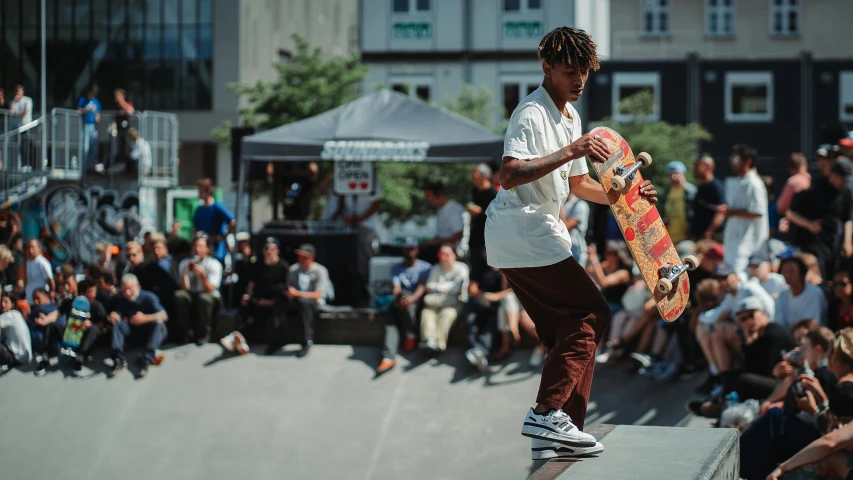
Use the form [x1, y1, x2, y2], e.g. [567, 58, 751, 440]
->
[502, 256, 611, 430]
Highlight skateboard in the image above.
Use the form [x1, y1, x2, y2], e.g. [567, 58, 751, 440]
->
[588, 126, 696, 321]
[60, 296, 90, 362]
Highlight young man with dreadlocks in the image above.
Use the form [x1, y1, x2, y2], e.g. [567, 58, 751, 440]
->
[484, 27, 658, 459]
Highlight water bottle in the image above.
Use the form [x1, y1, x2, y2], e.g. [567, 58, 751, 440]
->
[725, 392, 739, 410]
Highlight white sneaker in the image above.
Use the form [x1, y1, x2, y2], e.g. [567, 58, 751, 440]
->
[233, 332, 250, 355]
[425, 338, 440, 352]
[465, 348, 488, 373]
[220, 332, 235, 352]
[531, 438, 604, 460]
[521, 408, 596, 447]
[529, 346, 546, 368]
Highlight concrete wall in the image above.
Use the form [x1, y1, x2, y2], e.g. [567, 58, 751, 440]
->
[610, 0, 853, 59]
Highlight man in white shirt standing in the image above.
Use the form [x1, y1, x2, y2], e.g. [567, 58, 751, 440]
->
[484, 27, 659, 459]
[421, 182, 469, 262]
[10, 85, 34, 171]
[718, 145, 769, 275]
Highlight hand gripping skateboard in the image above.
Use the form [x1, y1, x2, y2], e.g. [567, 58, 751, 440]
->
[588, 126, 697, 321]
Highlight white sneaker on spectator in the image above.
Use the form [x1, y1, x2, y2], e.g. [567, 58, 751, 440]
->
[531, 438, 604, 459]
[233, 332, 250, 355]
[521, 408, 596, 447]
[595, 352, 610, 364]
[425, 338, 440, 352]
[529, 346, 546, 368]
[630, 352, 652, 369]
[466, 348, 489, 373]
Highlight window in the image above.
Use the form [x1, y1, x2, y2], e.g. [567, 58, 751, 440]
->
[390, 77, 432, 102]
[642, 0, 669, 36]
[840, 72, 853, 122]
[770, 0, 799, 36]
[504, 0, 542, 12]
[501, 77, 541, 117]
[612, 72, 660, 122]
[706, 0, 735, 37]
[392, 0, 430, 14]
[725, 72, 773, 122]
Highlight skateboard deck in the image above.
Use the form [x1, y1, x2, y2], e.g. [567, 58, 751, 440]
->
[588, 126, 693, 321]
[60, 296, 90, 359]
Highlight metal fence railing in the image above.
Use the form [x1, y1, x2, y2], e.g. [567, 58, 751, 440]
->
[50, 108, 84, 179]
[0, 118, 48, 207]
[136, 111, 179, 188]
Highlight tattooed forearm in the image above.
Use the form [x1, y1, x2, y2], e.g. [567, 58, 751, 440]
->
[501, 147, 570, 189]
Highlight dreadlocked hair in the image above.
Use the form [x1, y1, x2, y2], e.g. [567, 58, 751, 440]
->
[537, 27, 600, 72]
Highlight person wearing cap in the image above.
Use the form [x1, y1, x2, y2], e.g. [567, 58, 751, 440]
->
[776, 153, 811, 217]
[747, 250, 788, 300]
[225, 237, 290, 356]
[175, 235, 223, 345]
[718, 144, 769, 275]
[786, 160, 853, 278]
[689, 296, 795, 418]
[692, 155, 725, 240]
[375, 238, 432, 376]
[774, 256, 828, 328]
[709, 261, 775, 325]
[278, 244, 330, 358]
[659, 160, 696, 244]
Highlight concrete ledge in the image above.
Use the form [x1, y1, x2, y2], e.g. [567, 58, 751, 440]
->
[528, 425, 739, 480]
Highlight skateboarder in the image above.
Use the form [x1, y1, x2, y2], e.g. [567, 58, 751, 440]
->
[484, 27, 659, 459]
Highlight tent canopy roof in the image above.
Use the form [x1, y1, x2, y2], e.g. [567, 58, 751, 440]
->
[241, 89, 503, 163]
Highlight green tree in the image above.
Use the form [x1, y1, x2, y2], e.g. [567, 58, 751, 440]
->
[594, 90, 712, 189]
[377, 85, 504, 223]
[212, 34, 368, 146]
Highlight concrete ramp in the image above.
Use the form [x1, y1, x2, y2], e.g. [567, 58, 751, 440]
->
[528, 424, 739, 480]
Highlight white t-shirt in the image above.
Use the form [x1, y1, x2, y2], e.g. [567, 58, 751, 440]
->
[25, 255, 53, 303]
[178, 256, 223, 297]
[0, 309, 32, 364]
[774, 283, 828, 328]
[708, 273, 776, 324]
[11, 96, 33, 125]
[723, 170, 769, 272]
[485, 86, 588, 268]
[436, 199, 470, 258]
[343, 180, 383, 231]
[759, 272, 789, 299]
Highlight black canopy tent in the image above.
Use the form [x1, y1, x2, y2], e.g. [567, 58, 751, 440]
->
[235, 88, 504, 230]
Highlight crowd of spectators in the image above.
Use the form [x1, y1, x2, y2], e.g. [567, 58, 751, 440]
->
[6, 131, 853, 477]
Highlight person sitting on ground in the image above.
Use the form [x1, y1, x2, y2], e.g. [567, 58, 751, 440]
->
[0, 244, 15, 290]
[761, 328, 853, 480]
[774, 256, 828, 328]
[24, 239, 54, 304]
[151, 236, 178, 282]
[740, 327, 836, 480]
[0, 292, 31, 368]
[419, 244, 469, 354]
[496, 288, 542, 367]
[107, 274, 168, 378]
[223, 237, 290, 356]
[375, 238, 431, 376]
[829, 270, 853, 331]
[27, 288, 63, 376]
[597, 264, 654, 364]
[88, 266, 117, 311]
[174, 235, 222, 346]
[585, 241, 632, 314]
[463, 255, 509, 373]
[94, 242, 119, 284]
[56, 275, 99, 377]
[124, 241, 179, 337]
[688, 296, 796, 419]
[267, 244, 329, 358]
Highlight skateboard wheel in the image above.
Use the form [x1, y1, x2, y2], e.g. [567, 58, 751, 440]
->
[683, 255, 699, 271]
[637, 152, 652, 167]
[656, 278, 673, 294]
[610, 175, 627, 192]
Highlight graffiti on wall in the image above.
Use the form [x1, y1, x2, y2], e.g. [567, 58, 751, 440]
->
[20, 185, 148, 267]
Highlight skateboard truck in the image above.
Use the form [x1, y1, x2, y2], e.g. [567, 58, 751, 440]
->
[656, 255, 699, 294]
[610, 152, 653, 192]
